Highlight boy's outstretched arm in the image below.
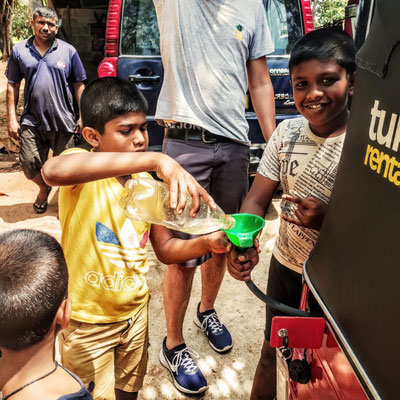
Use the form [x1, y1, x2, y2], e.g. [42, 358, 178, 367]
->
[149, 225, 231, 265]
[280, 194, 327, 231]
[42, 152, 214, 215]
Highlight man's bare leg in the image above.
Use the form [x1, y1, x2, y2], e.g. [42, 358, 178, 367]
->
[163, 263, 196, 349]
[250, 339, 276, 400]
[32, 172, 51, 211]
[195, 253, 233, 354]
[199, 253, 226, 312]
[161, 264, 208, 394]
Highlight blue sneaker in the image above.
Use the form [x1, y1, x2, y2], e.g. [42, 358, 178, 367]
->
[159, 337, 208, 394]
[194, 303, 233, 353]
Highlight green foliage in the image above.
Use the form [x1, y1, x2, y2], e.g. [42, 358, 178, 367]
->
[313, 0, 348, 27]
[12, 0, 32, 41]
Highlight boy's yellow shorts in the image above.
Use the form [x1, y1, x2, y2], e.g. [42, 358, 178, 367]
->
[59, 304, 148, 400]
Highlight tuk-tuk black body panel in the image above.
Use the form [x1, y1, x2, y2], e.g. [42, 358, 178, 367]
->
[305, 1, 400, 398]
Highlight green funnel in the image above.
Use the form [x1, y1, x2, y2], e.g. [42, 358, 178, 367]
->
[222, 213, 265, 249]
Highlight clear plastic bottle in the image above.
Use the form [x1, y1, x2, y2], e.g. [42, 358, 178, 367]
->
[121, 177, 234, 234]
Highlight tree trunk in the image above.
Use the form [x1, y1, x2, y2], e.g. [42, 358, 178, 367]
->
[1, 0, 15, 60]
[310, 0, 318, 19]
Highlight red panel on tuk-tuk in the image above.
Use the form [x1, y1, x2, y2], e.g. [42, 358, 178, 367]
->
[270, 317, 325, 349]
[289, 325, 368, 400]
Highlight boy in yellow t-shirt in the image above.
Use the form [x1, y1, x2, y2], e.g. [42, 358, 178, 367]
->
[41, 77, 231, 400]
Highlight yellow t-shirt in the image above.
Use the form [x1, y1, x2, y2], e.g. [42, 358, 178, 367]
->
[59, 148, 152, 323]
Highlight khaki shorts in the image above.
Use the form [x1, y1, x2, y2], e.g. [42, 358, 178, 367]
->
[19, 125, 76, 179]
[59, 304, 148, 400]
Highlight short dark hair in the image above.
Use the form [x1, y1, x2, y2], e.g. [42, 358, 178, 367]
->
[289, 27, 356, 76]
[0, 230, 68, 350]
[33, 6, 59, 23]
[81, 77, 148, 134]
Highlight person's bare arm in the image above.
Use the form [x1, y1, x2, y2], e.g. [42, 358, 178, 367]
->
[41, 151, 214, 214]
[73, 81, 85, 105]
[150, 225, 231, 265]
[6, 82, 21, 140]
[247, 57, 276, 143]
[240, 173, 279, 217]
[73, 81, 85, 133]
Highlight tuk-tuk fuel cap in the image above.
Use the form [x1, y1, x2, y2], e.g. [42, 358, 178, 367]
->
[289, 359, 311, 384]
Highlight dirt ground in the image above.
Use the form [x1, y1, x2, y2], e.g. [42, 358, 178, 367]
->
[0, 60, 280, 399]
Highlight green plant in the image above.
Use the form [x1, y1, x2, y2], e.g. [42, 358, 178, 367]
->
[312, 0, 348, 27]
[12, 0, 32, 41]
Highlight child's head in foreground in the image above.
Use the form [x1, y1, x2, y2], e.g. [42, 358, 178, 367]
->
[0, 229, 69, 351]
[80, 77, 149, 153]
[289, 27, 356, 136]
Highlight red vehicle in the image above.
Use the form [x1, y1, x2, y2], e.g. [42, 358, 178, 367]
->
[250, 0, 399, 398]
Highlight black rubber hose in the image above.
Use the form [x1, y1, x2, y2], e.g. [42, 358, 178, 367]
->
[245, 279, 315, 317]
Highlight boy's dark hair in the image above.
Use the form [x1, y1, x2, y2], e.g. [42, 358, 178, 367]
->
[289, 27, 356, 76]
[81, 77, 148, 134]
[33, 6, 59, 23]
[0, 229, 68, 351]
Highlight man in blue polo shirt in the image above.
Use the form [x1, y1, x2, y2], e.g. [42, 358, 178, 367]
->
[6, 6, 86, 213]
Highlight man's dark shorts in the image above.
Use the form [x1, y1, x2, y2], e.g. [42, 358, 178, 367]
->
[19, 125, 75, 180]
[163, 132, 250, 268]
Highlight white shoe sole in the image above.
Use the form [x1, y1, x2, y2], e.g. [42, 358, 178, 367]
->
[193, 316, 233, 353]
[159, 348, 208, 395]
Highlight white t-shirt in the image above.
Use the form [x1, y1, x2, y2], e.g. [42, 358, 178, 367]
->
[258, 117, 346, 272]
[154, 0, 274, 144]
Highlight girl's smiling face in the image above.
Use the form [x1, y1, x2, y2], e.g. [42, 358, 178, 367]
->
[291, 59, 354, 137]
